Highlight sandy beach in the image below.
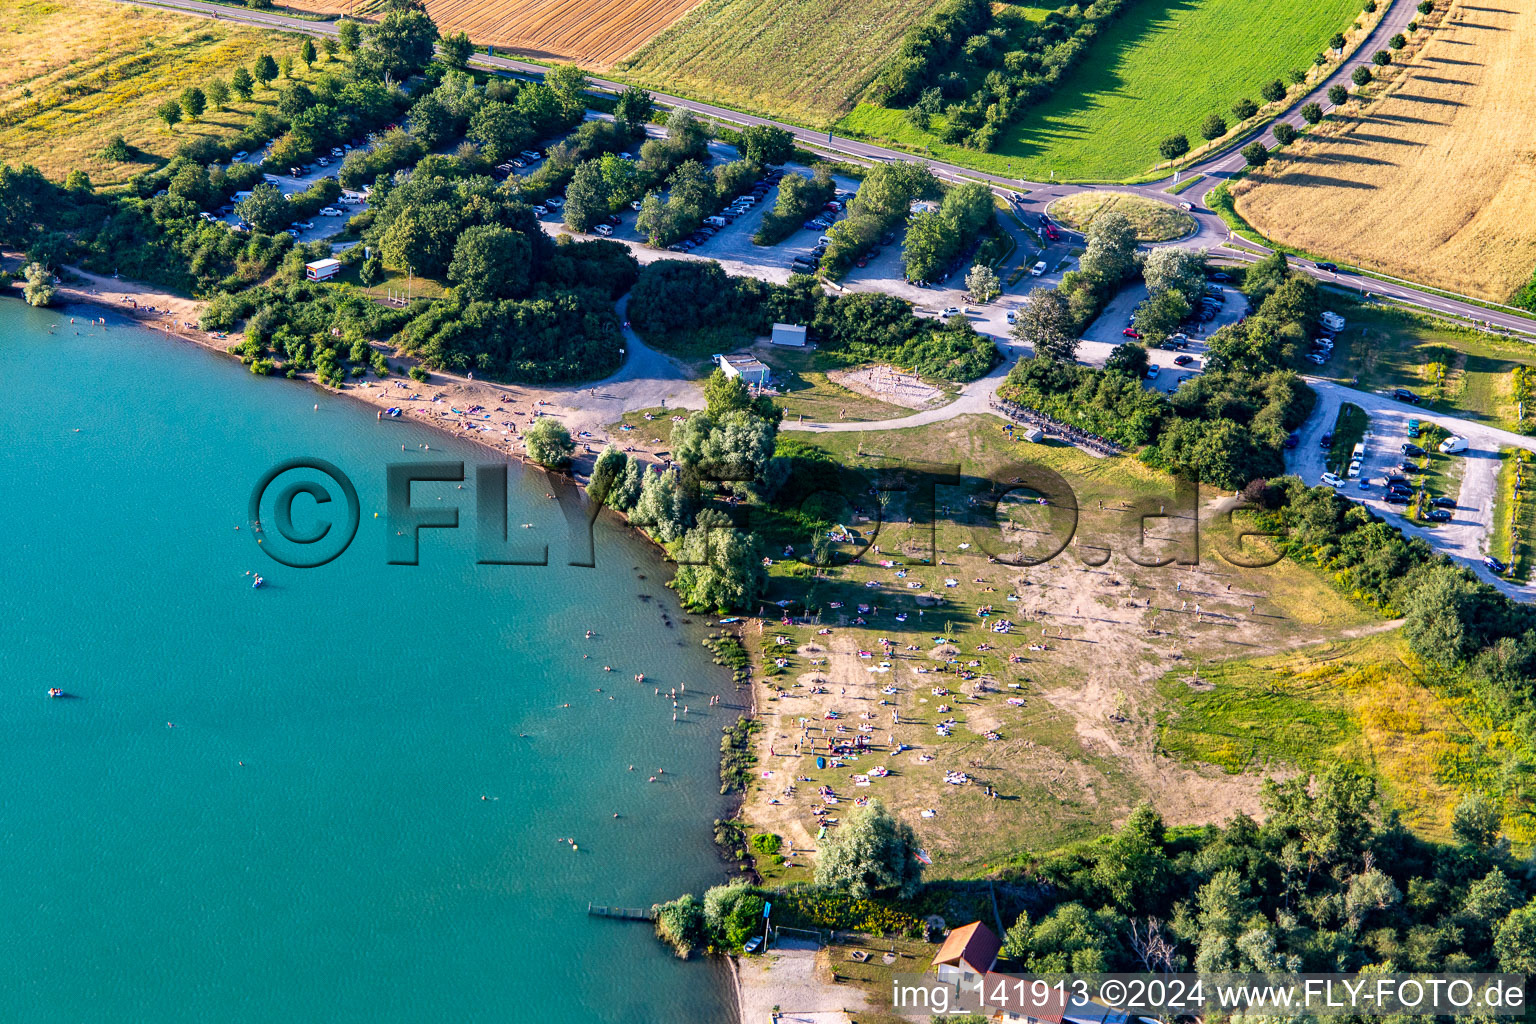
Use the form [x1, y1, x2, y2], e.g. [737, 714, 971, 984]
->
[5, 259, 700, 481]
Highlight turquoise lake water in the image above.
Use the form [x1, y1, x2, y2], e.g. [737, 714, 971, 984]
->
[0, 300, 735, 1023]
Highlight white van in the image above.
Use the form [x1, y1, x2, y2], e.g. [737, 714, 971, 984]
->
[593, 223, 614, 236]
[704, 215, 727, 228]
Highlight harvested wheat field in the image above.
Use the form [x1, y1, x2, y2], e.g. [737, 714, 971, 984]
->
[297, 0, 701, 65]
[1231, 0, 1536, 303]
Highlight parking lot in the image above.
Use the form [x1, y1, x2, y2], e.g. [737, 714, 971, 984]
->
[216, 135, 378, 249]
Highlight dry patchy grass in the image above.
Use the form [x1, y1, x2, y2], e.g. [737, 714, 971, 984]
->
[1047, 191, 1195, 242]
[615, 0, 945, 126]
[0, 0, 316, 187]
[1232, 0, 1536, 303]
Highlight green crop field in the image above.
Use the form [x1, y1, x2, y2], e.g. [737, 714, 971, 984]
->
[613, 0, 945, 126]
[837, 0, 1364, 181]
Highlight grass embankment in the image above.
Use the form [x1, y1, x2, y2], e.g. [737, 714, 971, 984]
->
[1315, 300, 1536, 432]
[1490, 448, 1536, 581]
[1232, 0, 1536, 304]
[1046, 192, 1194, 243]
[0, 0, 320, 188]
[835, 0, 1364, 180]
[615, 0, 941, 126]
[739, 414, 1377, 879]
[1157, 632, 1536, 845]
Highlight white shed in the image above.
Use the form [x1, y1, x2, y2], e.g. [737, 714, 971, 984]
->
[771, 323, 808, 347]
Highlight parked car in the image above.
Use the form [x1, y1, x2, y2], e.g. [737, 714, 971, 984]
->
[546, 197, 564, 208]
[1284, 432, 1300, 449]
[1401, 442, 1425, 456]
[593, 224, 614, 236]
[295, 221, 314, 230]
[1384, 474, 1410, 487]
[1422, 508, 1452, 522]
[1306, 353, 1328, 365]
[1407, 419, 1421, 437]
[1122, 328, 1142, 339]
[233, 150, 249, 161]
[605, 214, 621, 226]
[532, 205, 549, 216]
[1321, 472, 1345, 488]
[1173, 354, 1193, 366]
[1044, 225, 1061, 242]
[1146, 366, 1161, 380]
[1383, 492, 1411, 506]
[1392, 388, 1421, 404]
[520, 150, 541, 161]
[631, 200, 645, 212]
[1431, 496, 1457, 508]
[940, 307, 961, 318]
[1439, 435, 1469, 454]
[330, 147, 345, 157]
[1387, 483, 1412, 496]
[1320, 432, 1334, 449]
[1485, 556, 1509, 574]
[1209, 272, 1231, 282]
[1030, 261, 1047, 276]
[318, 207, 341, 216]
[1006, 310, 1017, 324]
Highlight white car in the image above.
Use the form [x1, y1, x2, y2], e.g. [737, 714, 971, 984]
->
[533, 204, 549, 216]
[1348, 459, 1362, 478]
[1306, 353, 1327, 364]
[233, 150, 248, 161]
[319, 207, 342, 216]
[1321, 472, 1345, 488]
[593, 223, 614, 236]
[330, 147, 344, 157]
[630, 200, 644, 211]
[546, 197, 564, 208]
[940, 306, 961, 318]
[1439, 435, 1469, 454]
[295, 221, 315, 230]
[1030, 261, 1047, 276]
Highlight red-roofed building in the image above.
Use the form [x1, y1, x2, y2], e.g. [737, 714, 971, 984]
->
[932, 921, 1002, 986]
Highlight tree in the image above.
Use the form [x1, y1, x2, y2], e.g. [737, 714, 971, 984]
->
[1364, 0, 1377, 10]
[966, 263, 1000, 303]
[1301, 101, 1324, 124]
[322, 36, 339, 61]
[337, 20, 362, 53]
[1143, 246, 1207, 304]
[1330, 32, 1347, 51]
[1242, 141, 1270, 167]
[812, 800, 923, 899]
[901, 210, 948, 282]
[467, 101, 532, 163]
[631, 467, 692, 542]
[235, 182, 290, 234]
[156, 98, 182, 130]
[1272, 123, 1298, 145]
[636, 192, 673, 247]
[277, 55, 293, 79]
[738, 124, 795, 166]
[1494, 901, 1536, 973]
[1013, 288, 1076, 362]
[1106, 341, 1149, 377]
[1199, 114, 1227, 141]
[563, 160, 611, 233]
[653, 894, 706, 958]
[1159, 133, 1189, 160]
[613, 86, 655, 134]
[447, 225, 532, 301]
[1328, 84, 1349, 106]
[230, 66, 254, 100]
[1136, 288, 1191, 345]
[253, 54, 279, 89]
[523, 418, 574, 467]
[180, 86, 206, 121]
[1261, 79, 1286, 103]
[357, 9, 438, 80]
[672, 520, 765, 613]
[100, 136, 132, 161]
[1372, 49, 1391, 66]
[1417, 0, 1433, 11]
[440, 30, 472, 69]
[300, 38, 316, 66]
[546, 63, 590, 105]
[702, 882, 767, 949]
[586, 446, 629, 506]
[206, 78, 230, 111]
[1352, 65, 1374, 86]
[1389, 32, 1406, 48]
[1231, 97, 1258, 119]
[598, 153, 643, 208]
[1079, 210, 1138, 285]
[1009, 903, 1126, 973]
[360, 252, 384, 286]
[22, 262, 56, 307]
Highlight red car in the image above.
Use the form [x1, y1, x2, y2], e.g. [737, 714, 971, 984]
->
[1122, 328, 1142, 339]
[1044, 225, 1061, 242]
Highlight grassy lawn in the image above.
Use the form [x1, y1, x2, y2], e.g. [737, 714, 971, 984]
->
[1325, 402, 1366, 476]
[1046, 192, 1193, 242]
[1403, 422, 1463, 524]
[611, 407, 682, 449]
[1316, 299, 1536, 433]
[758, 347, 952, 425]
[613, 0, 945, 126]
[0, 0, 324, 188]
[835, 0, 1364, 180]
[1490, 448, 1536, 581]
